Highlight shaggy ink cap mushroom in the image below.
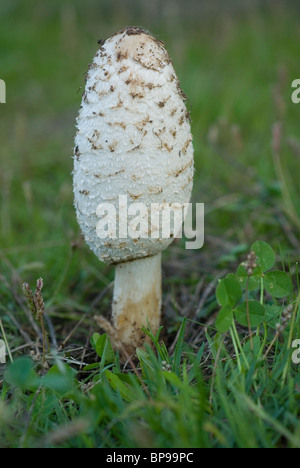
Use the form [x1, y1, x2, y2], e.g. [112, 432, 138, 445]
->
[73, 27, 194, 352]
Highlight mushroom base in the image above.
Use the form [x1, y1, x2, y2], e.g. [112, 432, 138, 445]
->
[112, 253, 162, 352]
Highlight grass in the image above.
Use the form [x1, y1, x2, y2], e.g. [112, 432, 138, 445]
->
[0, 0, 300, 448]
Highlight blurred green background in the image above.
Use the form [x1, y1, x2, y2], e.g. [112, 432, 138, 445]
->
[0, 0, 299, 330]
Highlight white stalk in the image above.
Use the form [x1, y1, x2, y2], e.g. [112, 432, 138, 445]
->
[112, 253, 162, 350]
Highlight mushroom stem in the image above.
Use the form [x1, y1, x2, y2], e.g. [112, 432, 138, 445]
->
[112, 253, 162, 350]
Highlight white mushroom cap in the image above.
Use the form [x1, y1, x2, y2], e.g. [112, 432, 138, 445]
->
[74, 27, 194, 265]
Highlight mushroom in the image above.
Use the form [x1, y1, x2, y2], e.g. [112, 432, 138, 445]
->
[73, 27, 194, 353]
